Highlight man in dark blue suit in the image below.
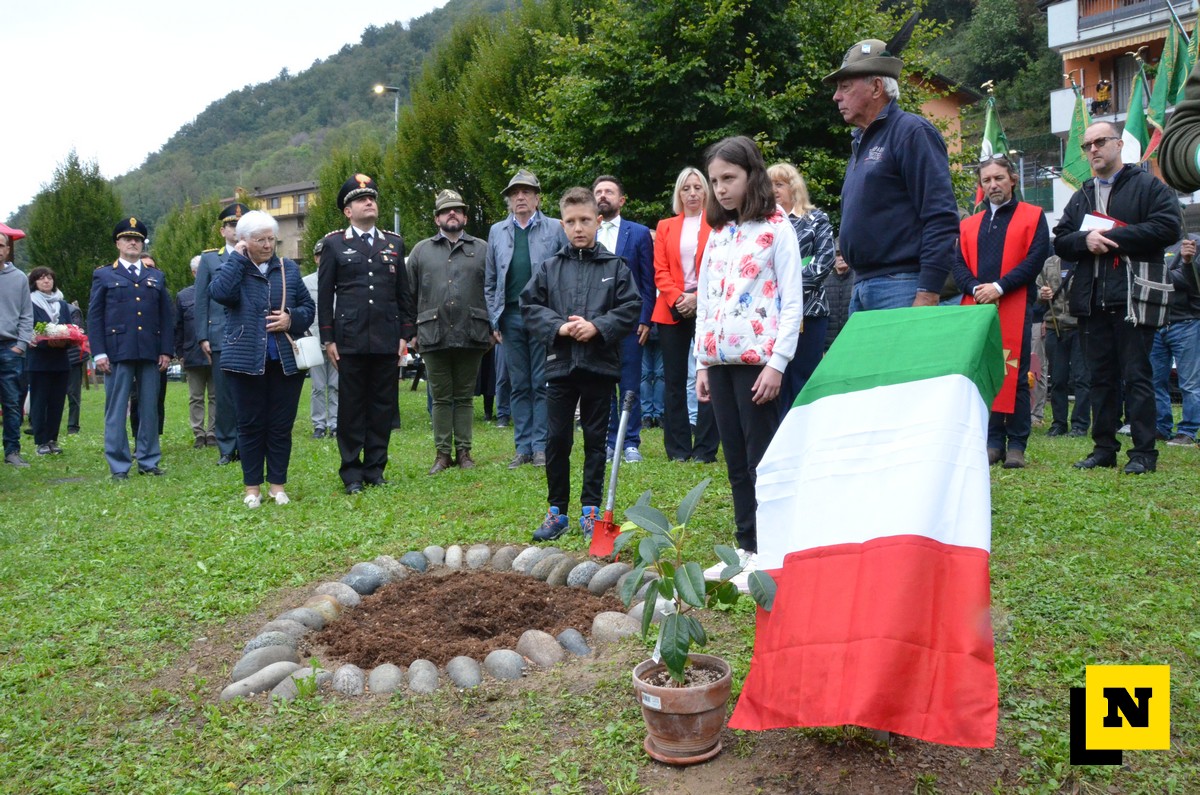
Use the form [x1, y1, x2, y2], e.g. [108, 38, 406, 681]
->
[88, 218, 173, 480]
[194, 202, 248, 465]
[593, 176, 655, 463]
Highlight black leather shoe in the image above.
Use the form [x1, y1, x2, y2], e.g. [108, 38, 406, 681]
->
[217, 454, 234, 466]
[1046, 426, 1067, 437]
[138, 466, 165, 476]
[111, 471, 129, 481]
[1073, 454, 1117, 469]
[1123, 458, 1156, 475]
[346, 481, 364, 495]
[312, 429, 326, 439]
[365, 477, 388, 487]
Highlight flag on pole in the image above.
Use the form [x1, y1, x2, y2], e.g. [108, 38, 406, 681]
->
[1062, 84, 1093, 190]
[728, 307, 1004, 748]
[1176, 24, 1199, 105]
[973, 96, 1011, 211]
[1124, 69, 1154, 163]
[1150, 23, 1186, 136]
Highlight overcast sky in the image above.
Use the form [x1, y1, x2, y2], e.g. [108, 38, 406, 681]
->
[4, 0, 449, 220]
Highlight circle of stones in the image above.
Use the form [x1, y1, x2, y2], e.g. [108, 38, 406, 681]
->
[219, 543, 665, 703]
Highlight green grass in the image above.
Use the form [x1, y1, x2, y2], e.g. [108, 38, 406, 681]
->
[0, 382, 1197, 793]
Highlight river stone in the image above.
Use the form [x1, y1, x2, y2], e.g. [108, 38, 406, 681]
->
[444, 545, 464, 569]
[566, 560, 602, 588]
[373, 555, 409, 582]
[516, 629, 565, 667]
[341, 571, 383, 596]
[483, 649, 527, 680]
[276, 607, 325, 630]
[303, 595, 342, 623]
[350, 561, 391, 585]
[423, 545, 446, 566]
[314, 581, 361, 608]
[270, 666, 331, 701]
[259, 619, 309, 640]
[399, 551, 429, 573]
[511, 547, 550, 574]
[530, 553, 567, 581]
[592, 611, 641, 644]
[331, 664, 366, 696]
[616, 570, 657, 601]
[546, 557, 577, 587]
[231, 645, 302, 682]
[367, 664, 405, 695]
[243, 631, 297, 655]
[407, 659, 439, 694]
[465, 544, 492, 569]
[556, 628, 592, 657]
[588, 562, 631, 595]
[221, 661, 302, 701]
[446, 656, 482, 689]
[627, 597, 671, 625]
[490, 545, 519, 571]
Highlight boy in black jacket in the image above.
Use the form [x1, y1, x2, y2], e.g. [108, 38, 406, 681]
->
[521, 187, 642, 541]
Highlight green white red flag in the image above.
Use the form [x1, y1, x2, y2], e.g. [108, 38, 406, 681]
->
[728, 307, 1004, 748]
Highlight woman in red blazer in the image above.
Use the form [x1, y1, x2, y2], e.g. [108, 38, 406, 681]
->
[653, 167, 720, 463]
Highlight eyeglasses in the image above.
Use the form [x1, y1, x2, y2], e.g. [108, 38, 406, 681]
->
[1080, 136, 1115, 152]
[978, 153, 1011, 164]
[249, 236, 277, 246]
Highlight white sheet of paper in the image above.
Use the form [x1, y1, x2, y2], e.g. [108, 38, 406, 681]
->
[1081, 213, 1117, 232]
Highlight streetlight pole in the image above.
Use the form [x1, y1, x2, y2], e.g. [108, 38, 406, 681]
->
[373, 84, 402, 232]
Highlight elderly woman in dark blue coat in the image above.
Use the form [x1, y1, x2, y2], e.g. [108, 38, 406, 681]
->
[210, 210, 314, 507]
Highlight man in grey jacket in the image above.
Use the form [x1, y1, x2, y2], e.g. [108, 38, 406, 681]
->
[0, 224, 33, 467]
[484, 169, 568, 469]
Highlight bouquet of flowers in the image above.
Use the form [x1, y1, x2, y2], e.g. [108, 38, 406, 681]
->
[33, 322, 88, 349]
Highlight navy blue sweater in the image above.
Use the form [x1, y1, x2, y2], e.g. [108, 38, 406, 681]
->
[839, 99, 960, 294]
[952, 200, 1050, 305]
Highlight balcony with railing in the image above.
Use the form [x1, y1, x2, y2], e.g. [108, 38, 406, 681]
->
[1080, 0, 1174, 28]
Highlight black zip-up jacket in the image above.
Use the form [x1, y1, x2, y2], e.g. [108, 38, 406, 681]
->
[1052, 166, 1180, 317]
[520, 243, 642, 381]
[1163, 235, 1200, 323]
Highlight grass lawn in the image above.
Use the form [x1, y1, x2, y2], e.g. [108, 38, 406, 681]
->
[0, 380, 1196, 794]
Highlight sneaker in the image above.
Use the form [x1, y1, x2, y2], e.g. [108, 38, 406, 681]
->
[623, 446, 643, 463]
[702, 548, 753, 582]
[533, 507, 570, 542]
[580, 506, 599, 540]
[507, 453, 533, 469]
[1117, 423, 1132, 436]
[1166, 433, 1196, 447]
[5, 452, 30, 467]
[495, 417, 510, 428]
[532, 450, 547, 467]
[729, 551, 759, 594]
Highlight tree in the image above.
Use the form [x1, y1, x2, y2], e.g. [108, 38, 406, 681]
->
[26, 151, 126, 317]
[302, 142, 389, 268]
[149, 198, 224, 292]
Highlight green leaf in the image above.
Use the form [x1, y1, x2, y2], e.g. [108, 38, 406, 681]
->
[612, 529, 637, 557]
[640, 589, 657, 639]
[714, 544, 740, 567]
[715, 580, 739, 606]
[619, 566, 645, 607]
[635, 489, 653, 507]
[656, 576, 675, 601]
[657, 559, 675, 580]
[658, 613, 690, 683]
[748, 571, 776, 611]
[624, 504, 672, 537]
[683, 614, 708, 647]
[675, 562, 706, 609]
[676, 478, 711, 526]
[637, 536, 662, 566]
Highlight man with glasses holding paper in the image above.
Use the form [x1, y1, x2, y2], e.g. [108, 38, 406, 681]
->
[1052, 121, 1181, 474]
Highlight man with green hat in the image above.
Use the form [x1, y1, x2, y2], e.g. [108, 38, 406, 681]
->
[406, 189, 490, 474]
[826, 38, 959, 311]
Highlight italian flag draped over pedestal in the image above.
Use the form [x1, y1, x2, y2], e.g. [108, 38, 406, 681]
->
[728, 307, 1004, 748]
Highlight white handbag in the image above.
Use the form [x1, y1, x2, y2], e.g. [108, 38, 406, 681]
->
[279, 264, 322, 370]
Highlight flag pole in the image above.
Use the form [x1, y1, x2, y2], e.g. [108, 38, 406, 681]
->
[1164, 0, 1191, 46]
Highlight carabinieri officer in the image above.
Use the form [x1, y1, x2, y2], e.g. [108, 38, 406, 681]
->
[318, 174, 415, 493]
[88, 217, 173, 480]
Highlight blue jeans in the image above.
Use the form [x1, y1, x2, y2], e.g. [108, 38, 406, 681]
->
[0, 346, 24, 455]
[640, 330, 664, 421]
[1151, 319, 1200, 438]
[608, 332, 643, 450]
[849, 272, 920, 314]
[499, 308, 547, 455]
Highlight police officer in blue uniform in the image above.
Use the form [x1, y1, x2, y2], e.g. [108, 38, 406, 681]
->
[318, 174, 414, 493]
[194, 201, 248, 465]
[88, 217, 173, 479]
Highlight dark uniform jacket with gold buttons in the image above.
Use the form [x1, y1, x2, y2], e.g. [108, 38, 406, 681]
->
[405, 231, 490, 353]
[317, 227, 415, 353]
[87, 260, 173, 363]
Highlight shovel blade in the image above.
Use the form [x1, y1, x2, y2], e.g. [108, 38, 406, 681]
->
[589, 517, 621, 558]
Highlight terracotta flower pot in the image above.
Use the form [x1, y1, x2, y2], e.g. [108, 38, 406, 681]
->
[631, 653, 732, 765]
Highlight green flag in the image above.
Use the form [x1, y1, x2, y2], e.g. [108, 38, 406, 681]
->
[1123, 70, 1153, 163]
[974, 97, 1011, 211]
[1062, 86, 1093, 190]
[1150, 24, 1185, 133]
[1175, 23, 1200, 106]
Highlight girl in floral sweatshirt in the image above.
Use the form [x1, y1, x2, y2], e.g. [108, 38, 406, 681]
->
[695, 136, 804, 589]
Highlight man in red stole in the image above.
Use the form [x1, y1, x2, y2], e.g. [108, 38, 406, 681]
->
[953, 155, 1049, 468]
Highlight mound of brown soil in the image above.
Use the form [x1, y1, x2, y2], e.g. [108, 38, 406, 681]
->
[311, 569, 626, 667]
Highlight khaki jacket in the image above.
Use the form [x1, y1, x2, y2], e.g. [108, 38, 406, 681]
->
[407, 231, 491, 352]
